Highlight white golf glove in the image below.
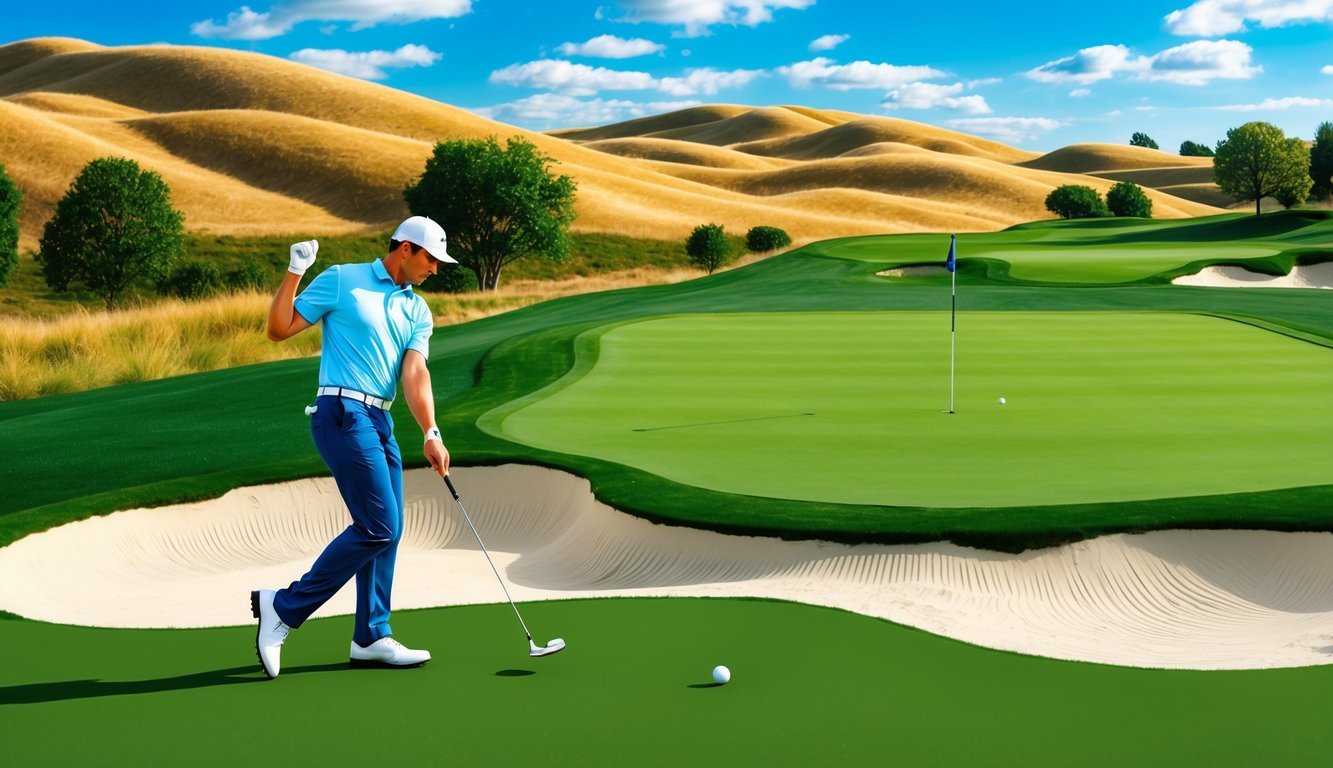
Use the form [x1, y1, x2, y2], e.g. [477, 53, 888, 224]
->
[288, 240, 318, 276]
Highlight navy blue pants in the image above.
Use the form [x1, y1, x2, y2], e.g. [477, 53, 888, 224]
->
[273, 395, 403, 646]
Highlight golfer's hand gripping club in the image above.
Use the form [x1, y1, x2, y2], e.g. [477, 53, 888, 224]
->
[288, 239, 318, 276]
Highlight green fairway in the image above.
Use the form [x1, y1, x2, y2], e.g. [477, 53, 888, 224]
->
[980, 245, 1280, 283]
[490, 311, 1332, 507]
[4, 599, 1332, 767]
[2, 211, 1330, 547]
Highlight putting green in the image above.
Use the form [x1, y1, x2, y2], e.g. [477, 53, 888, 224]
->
[491, 311, 1332, 508]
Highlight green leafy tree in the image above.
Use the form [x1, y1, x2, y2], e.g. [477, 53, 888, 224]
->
[0, 162, 18, 288]
[37, 157, 184, 309]
[421, 263, 478, 294]
[1130, 132, 1159, 150]
[1106, 181, 1153, 218]
[1213, 122, 1312, 215]
[686, 223, 731, 273]
[745, 225, 792, 252]
[403, 135, 577, 291]
[225, 261, 271, 293]
[1044, 185, 1109, 219]
[1310, 121, 1333, 200]
[1179, 140, 1215, 157]
[158, 260, 222, 300]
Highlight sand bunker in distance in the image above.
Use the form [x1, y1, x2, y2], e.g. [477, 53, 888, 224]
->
[1172, 262, 1333, 289]
[2, 465, 1331, 671]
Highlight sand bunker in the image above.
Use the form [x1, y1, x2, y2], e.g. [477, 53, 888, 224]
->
[2, 465, 1332, 671]
[1173, 262, 1333, 289]
[877, 265, 947, 278]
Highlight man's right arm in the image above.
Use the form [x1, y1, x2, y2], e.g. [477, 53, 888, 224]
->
[267, 270, 313, 341]
[267, 240, 319, 342]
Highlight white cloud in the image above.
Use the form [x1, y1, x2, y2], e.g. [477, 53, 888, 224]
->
[1322, 64, 1333, 74]
[1026, 44, 1143, 84]
[1219, 96, 1333, 110]
[945, 117, 1066, 144]
[489, 59, 760, 97]
[809, 34, 849, 51]
[967, 77, 1002, 88]
[193, 0, 472, 40]
[490, 60, 656, 96]
[1070, 88, 1092, 97]
[556, 34, 665, 58]
[780, 57, 946, 90]
[1164, 0, 1333, 37]
[1027, 40, 1258, 87]
[657, 67, 764, 95]
[614, 0, 817, 36]
[1142, 39, 1260, 84]
[288, 44, 441, 80]
[472, 93, 700, 128]
[191, 6, 286, 39]
[882, 82, 991, 114]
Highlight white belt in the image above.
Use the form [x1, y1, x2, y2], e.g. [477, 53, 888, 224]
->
[317, 386, 393, 411]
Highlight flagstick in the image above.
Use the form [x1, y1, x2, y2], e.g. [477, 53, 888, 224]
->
[947, 234, 957, 414]
[949, 261, 956, 414]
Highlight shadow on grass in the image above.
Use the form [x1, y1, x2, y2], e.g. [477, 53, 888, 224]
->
[0, 662, 348, 705]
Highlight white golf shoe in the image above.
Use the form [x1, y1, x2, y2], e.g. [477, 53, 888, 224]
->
[349, 637, 431, 668]
[250, 589, 290, 679]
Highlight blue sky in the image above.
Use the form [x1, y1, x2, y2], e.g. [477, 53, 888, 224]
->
[3, 0, 1331, 151]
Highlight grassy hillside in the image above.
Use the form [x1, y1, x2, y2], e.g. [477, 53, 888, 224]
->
[1, 38, 1222, 255]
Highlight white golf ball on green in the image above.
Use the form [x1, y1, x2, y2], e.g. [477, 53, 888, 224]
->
[998, 397, 1006, 405]
[712, 665, 731, 685]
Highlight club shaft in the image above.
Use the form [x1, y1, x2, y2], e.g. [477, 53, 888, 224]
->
[444, 475, 533, 641]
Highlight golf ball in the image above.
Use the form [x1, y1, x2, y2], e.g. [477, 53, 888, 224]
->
[998, 397, 1006, 405]
[712, 665, 731, 685]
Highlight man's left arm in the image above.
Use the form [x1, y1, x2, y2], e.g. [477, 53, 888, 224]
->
[402, 350, 449, 477]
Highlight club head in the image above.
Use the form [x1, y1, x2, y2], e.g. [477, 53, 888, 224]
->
[529, 637, 566, 657]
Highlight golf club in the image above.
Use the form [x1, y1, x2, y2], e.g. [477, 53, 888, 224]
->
[442, 474, 566, 658]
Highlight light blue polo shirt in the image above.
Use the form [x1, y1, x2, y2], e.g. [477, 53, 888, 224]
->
[294, 260, 433, 401]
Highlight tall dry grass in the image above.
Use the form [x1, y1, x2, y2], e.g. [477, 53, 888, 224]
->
[0, 266, 707, 402]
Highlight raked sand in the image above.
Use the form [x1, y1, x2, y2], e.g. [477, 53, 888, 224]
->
[3, 465, 1332, 671]
[1172, 262, 1333, 289]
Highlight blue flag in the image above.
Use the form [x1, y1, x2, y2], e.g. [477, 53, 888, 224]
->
[945, 235, 956, 273]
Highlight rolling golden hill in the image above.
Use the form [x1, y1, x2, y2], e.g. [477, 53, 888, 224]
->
[1, 38, 1224, 253]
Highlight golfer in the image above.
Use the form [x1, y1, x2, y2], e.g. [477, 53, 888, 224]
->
[251, 215, 455, 679]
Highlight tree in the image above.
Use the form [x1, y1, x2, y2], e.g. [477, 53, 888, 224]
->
[37, 157, 184, 309]
[1044, 185, 1109, 219]
[0, 162, 18, 289]
[1130, 132, 1159, 150]
[686, 223, 731, 273]
[1213, 122, 1313, 216]
[403, 135, 577, 291]
[421, 263, 477, 294]
[745, 225, 791, 252]
[158, 260, 222, 299]
[1310, 121, 1333, 200]
[1106, 181, 1153, 218]
[1179, 140, 1215, 157]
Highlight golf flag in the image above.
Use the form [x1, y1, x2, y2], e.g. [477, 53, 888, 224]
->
[945, 234, 956, 272]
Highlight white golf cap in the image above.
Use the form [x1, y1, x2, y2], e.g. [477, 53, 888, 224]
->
[392, 216, 457, 263]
